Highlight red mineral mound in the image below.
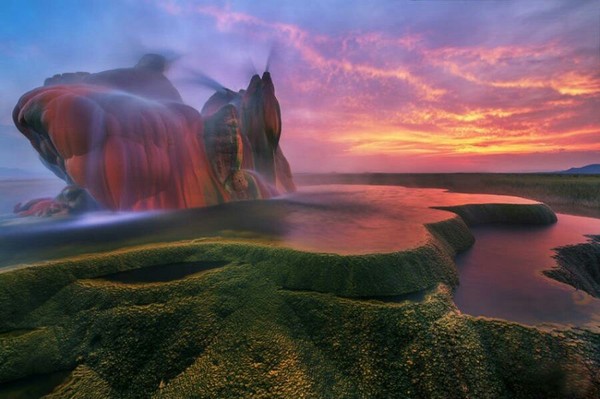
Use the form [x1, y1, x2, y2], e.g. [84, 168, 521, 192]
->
[12, 54, 295, 214]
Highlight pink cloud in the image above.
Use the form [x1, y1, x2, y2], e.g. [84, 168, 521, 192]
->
[161, 1, 599, 172]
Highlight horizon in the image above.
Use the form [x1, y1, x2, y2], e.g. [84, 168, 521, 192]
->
[1, 164, 599, 180]
[1, 0, 599, 175]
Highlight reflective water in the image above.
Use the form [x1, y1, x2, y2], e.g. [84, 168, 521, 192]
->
[1, 181, 599, 329]
[0, 183, 535, 266]
[277, 185, 534, 254]
[454, 214, 600, 330]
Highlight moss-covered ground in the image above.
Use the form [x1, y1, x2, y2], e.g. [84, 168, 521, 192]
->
[1, 202, 598, 398]
[545, 235, 600, 299]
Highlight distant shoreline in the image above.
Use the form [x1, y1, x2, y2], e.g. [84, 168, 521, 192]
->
[2, 173, 598, 218]
[295, 173, 600, 219]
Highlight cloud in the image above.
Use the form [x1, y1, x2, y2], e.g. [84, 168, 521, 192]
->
[183, 0, 599, 171]
[1, 0, 598, 173]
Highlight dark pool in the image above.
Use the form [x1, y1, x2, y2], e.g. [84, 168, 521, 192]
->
[97, 260, 229, 283]
[0, 369, 71, 399]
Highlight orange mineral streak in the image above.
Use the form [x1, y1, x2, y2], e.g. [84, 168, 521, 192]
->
[14, 85, 229, 211]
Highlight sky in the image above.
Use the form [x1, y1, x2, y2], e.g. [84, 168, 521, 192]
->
[0, 0, 599, 174]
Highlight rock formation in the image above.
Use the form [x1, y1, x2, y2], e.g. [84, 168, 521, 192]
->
[11, 54, 295, 214]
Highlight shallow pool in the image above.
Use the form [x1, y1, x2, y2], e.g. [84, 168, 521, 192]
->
[1, 182, 599, 330]
[454, 214, 600, 330]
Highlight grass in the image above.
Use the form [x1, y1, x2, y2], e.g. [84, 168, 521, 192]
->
[295, 173, 600, 218]
[3, 201, 598, 398]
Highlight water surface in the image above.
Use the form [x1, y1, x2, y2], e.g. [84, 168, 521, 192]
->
[454, 214, 600, 330]
[0, 183, 536, 266]
[2, 181, 599, 330]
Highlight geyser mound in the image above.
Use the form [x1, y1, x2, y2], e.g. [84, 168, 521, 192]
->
[11, 54, 295, 215]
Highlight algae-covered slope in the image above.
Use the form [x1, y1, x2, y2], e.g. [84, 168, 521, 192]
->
[0, 231, 462, 330]
[3, 187, 592, 398]
[545, 235, 600, 298]
[1, 269, 598, 398]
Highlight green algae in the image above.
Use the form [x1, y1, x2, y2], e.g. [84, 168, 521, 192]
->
[2, 201, 598, 398]
[544, 235, 600, 298]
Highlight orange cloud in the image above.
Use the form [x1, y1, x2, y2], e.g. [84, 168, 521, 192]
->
[428, 44, 600, 96]
[159, 2, 599, 171]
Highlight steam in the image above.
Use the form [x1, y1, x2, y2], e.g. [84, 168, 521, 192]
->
[265, 42, 280, 73]
[178, 68, 229, 93]
[246, 58, 259, 78]
[176, 42, 279, 95]
[265, 45, 274, 73]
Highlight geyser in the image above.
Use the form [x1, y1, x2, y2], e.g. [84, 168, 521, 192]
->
[11, 54, 295, 215]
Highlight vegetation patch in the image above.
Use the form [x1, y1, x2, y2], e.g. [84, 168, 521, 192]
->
[98, 260, 230, 284]
[3, 200, 594, 398]
[544, 235, 600, 298]
[3, 271, 597, 398]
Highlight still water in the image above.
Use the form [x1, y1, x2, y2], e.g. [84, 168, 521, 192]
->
[0, 181, 536, 263]
[454, 214, 600, 330]
[1, 179, 599, 329]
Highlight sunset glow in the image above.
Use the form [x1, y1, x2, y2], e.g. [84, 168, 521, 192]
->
[0, 0, 598, 173]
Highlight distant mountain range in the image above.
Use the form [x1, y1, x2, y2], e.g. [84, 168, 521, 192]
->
[556, 164, 600, 174]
